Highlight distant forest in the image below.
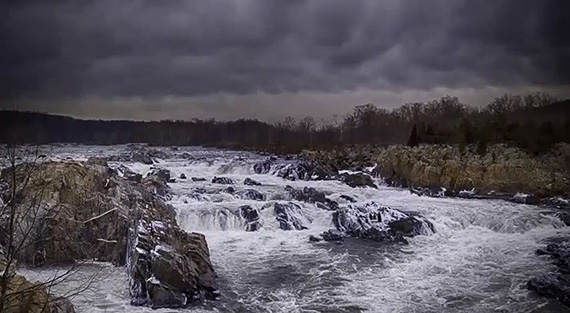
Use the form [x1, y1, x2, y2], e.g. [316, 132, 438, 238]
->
[2, 93, 569, 155]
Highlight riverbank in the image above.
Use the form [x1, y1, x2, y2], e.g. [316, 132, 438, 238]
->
[302, 143, 570, 204]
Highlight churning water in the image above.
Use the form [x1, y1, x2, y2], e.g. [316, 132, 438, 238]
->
[19, 145, 570, 313]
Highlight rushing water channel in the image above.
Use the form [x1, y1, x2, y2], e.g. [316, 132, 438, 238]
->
[19, 145, 570, 313]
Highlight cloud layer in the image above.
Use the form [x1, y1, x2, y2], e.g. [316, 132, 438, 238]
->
[1, 0, 568, 118]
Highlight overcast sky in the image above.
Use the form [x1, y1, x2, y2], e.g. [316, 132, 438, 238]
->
[1, 0, 568, 121]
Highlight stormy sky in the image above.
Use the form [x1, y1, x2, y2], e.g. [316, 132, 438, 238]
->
[1, 0, 569, 121]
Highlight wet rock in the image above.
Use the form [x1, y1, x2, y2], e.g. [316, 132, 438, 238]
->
[528, 240, 570, 307]
[117, 164, 143, 183]
[241, 189, 266, 201]
[142, 169, 171, 197]
[411, 186, 448, 198]
[179, 173, 187, 179]
[528, 273, 570, 307]
[147, 168, 171, 183]
[192, 177, 207, 182]
[212, 176, 234, 184]
[557, 213, 570, 226]
[286, 186, 339, 211]
[276, 161, 336, 181]
[253, 160, 272, 174]
[274, 202, 310, 230]
[224, 186, 236, 194]
[332, 202, 434, 242]
[321, 229, 345, 241]
[340, 195, 356, 203]
[244, 177, 261, 186]
[309, 235, 322, 242]
[239, 205, 262, 231]
[341, 173, 377, 188]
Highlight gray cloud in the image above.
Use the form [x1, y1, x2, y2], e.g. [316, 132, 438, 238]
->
[1, 0, 569, 117]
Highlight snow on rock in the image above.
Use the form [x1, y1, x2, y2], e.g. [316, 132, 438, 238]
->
[332, 202, 434, 243]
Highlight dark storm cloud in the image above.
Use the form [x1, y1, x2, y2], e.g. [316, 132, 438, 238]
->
[1, 0, 568, 101]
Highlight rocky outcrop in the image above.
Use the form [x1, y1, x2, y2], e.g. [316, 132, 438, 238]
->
[331, 202, 434, 243]
[0, 161, 217, 309]
[340, 173, 377, 188]
[116, 164, 143, 183]
[274, 161, 336, 181]
[239, 205, 262, 231]
[304, 143, 570, 199]
[528, 239, 570, 307]
[253, 159, 272, 174]
[212, 177, 234, 184]
[239, 189, 266, 201]
[274, 202, 310, 230]
[285, 186, 339, 211]
[243, 177, 261, 186]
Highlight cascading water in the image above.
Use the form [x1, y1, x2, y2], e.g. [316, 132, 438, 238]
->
[18, 145, 570, 313]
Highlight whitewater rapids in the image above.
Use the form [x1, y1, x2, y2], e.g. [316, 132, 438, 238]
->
[19, 145, 570, 313]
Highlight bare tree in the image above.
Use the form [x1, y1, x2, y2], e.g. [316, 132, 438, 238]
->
[0, 143, 100, 312]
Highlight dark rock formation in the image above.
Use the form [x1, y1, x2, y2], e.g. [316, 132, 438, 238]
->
[274, 202, 310, 230]
[179, 173, 187, 179]
[528, 240, 570, 307]
[191, 177, 207, 182]
[244, 177, 261, 186]
[332, 202, 433, 243]
[239, 205, 262, 231]
[340, 195, 356, 203]
[240, 189, 266, 201]
[108, 147, 170, 165]
[253, 160, 272, 174]
[224, 186, 236, 194]
[275, 161, 336, 181]
[212, 176, 234, 184]
[286, 186, 339, 211]
[142, 169, 171, 198]
[117, 164, 143, 183]
[341, 173, 377, 188]
[321, 229, 345, 241]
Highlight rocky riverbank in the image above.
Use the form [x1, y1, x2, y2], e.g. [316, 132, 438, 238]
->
[302, 143, 570, 203]
[0, 157, 217, 311]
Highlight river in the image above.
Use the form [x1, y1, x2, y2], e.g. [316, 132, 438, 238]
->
[19, 145, 570, 313]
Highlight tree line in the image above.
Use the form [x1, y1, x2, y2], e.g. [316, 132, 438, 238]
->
[2, 92, 569, 155]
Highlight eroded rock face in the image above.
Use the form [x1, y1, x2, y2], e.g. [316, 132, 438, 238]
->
[239, 205, 261, 231]
[274, 202, 310, 230]
[1, 161, 217, 309]
[332, 202, 434, 243]
[128, 202, 217, 308]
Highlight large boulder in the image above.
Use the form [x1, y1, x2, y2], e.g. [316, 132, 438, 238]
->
[240, 189, 266, 201]
[239, 205, 262, 231]
[340, 173, 377, 188]
[286, 186, 339, 211]
[274, 202, 311, 230]
[253, 160, 272, 174]
[332, 202, 434, 243]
